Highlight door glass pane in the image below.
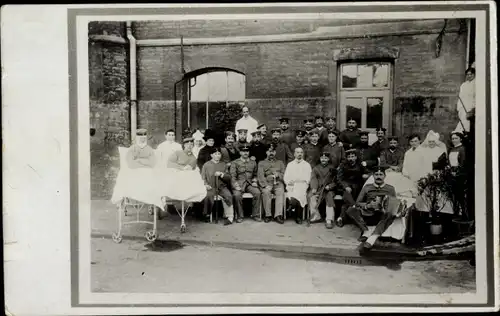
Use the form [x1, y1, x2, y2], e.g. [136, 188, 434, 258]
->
[227, 72, 246, 101]
[342, 64, 357, 88]
[345, 97, 363, 127]
[357, 65, 373, 88]
[189, 74, 208, 102]
[372, 64, 389, 88]
[207, 72, 228, 101]
[366, 97, 384, 129]
[207, 102, 226, 130]
[189, 102, 207, 130]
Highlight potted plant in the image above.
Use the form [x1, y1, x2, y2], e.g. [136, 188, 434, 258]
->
[417, 170, 449, 236]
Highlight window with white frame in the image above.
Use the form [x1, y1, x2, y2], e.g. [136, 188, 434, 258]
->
[188, 70, 246, 130]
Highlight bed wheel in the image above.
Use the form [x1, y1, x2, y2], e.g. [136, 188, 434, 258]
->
[180, 224, 187, 233]
[145, 231, 157, 242]
[112, 233, 123, 243]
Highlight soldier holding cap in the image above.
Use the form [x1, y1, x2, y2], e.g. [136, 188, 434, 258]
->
[230, 144, 262, 222]
[308, 152, 340, 228]
[371, 127, 389, 158]
[290, 129, 307, 154]
[270, 128, 294, 165]
[303, 130, 322, 168]
[258, 143, 286, 224]
[201, 146, 235, 225]
[356, 131, 379, 173]
[322, 129, 345, 169]
[249, 130, 267, 164]
[126, 128, 157, 169]
[279, 118, 295, 147]
[380, 136, 405, 172]
[311, 116, 329, 147]
[339, 118, 362, 149]
[344, 165, 397, 250]
[167, 136, 197, 170]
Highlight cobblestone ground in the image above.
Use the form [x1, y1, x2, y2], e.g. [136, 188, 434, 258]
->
[91, 238, 476, 294]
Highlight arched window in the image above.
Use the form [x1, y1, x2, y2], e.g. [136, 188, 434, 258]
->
[188, 70, 246, 130]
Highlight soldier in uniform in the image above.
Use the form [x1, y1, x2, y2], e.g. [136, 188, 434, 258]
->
[322, 129, 345, 169]
[279, 117, 295, 147]
[336, 149, 370, 227]
[201, 146, 235, 225]
[380, 136, 405, 172]
[339, 118, 362, 149]
[258, 123, 272, 145]
[371, 127, 389, 158]
[235, 128, 249, 151]
[311, 116, 329, 147]
[258, 143, 286, 224]
[270, 128, 294, 165]
[290, 129, 307, 153]
[249, 131, 267, 164]
[230, 145, 262, 222]
[356, 131, 379, 173]
[308, 152, 339, 229]
[303, 118, 315, 143]
[303, 130, 322, 168]
[325, 116, 340, 135]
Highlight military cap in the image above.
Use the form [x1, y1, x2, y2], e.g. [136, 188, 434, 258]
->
[239, 144, 251, 151]
[279, 117, 289, 123]
[257, 123, 267, 130]
[271, 127, 282, 134]
[182, 137, 194, 143]
[251, 130, 262, 136]
[303, 118, 314, 124]
[320, 152, 331, 159]
[347, 117, 358, 123]
[327, 129, 339, 136]
[359, 130, 370, 136]
[388, 136, 399, 141]
[376, 127, 387, 133]
[345, 149, 358, 156]
[237, 128, 248, 133]
[136, 128, 148, 136]
[295, 129, 306, 137]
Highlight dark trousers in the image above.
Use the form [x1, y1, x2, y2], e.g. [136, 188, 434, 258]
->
[233, 184, 262, 218]
[204, 187, 233, 216]
[345, 206, 395, 236]
[288, 197, 304, 219]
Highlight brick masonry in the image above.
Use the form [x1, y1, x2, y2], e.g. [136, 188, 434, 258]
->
[89, 19, 468, 199]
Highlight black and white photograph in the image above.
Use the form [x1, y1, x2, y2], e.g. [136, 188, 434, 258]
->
[2, 2, 498, 315]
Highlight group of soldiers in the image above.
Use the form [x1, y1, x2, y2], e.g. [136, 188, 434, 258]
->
[189, 115, 406, 229]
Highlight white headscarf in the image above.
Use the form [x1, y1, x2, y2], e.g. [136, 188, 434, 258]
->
[192, 130, 205, 159]
[419, 130, 447, 176]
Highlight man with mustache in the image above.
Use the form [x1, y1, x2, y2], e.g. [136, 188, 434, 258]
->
[235, 128, 249, 151]
[303, 130, 322, 168]
[339, 118, 361, 149]
[290, 129, 307, 154]
[126, 128, 156, 169]
[311, 116, 329, 147]
[258, 143, 286, 224]
[220, 131, 240, 167]
[356, 131, 379, 173]
[249, 130, 268, 164]
[258, 123, 272, 145]
[303, 118, 315, 144]
[284, 147, 312, 224]
[270, 128, 293, 165]
[325, 116, 340, 135]
[344, 166, 397, 250]
[279, 117, 295, 147]
[371, 127, 389, 158]
[322, 129, 345, 169]
[380, 136, 405, 172]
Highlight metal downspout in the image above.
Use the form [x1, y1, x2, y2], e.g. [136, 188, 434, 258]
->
[126, 21, 137, 143]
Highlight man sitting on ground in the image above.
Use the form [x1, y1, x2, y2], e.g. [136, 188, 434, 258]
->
[201, 146, 235, 225]
[230, 145, 262, 222]
[344, 166, 397, 250]
[284, 147, 312, 224]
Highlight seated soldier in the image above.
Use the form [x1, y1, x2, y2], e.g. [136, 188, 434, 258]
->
[230, 144, 261, 222]
[126, 128, 156, 169]
[284, 147, 312, 224]
[258, 143, 286, 224]
[308, 152, 339, 228]
[249, 130, 267, 164]
[344, 166, 397, 250]
[270, 127, 294, 165]
[201, 146, 235, 225]
[336, 149, 370, 227]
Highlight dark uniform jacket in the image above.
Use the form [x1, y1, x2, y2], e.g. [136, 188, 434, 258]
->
[261, 134, 273, 146]
[220, 145, 240, 163]
[271, 140, 294, 165]
[249, 142, 268, 164]
[234, 140, 248, 151]
[311, 127, 329, 147]
[322, 143, 345, 169]
[281, 129, 295, 147]
[201, 160, 233, 190]
[339, 129, 362, 149]
[337, 161, 366, 196]
[303, 142, 322, 168]
[257, 158, 285, 188]
[197, 145, 215, 171]
[304, 129, 314, 144]
[380, 147, 405, 169]
[371, 139, 389, 158]
[290, 141, 306, 154]
[230, 157, 258, 189]
[355, 143, 379, 173]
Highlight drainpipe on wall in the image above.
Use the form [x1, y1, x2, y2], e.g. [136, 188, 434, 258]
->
[465, 19, 471, 69]
[126, 21, 137, 144]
